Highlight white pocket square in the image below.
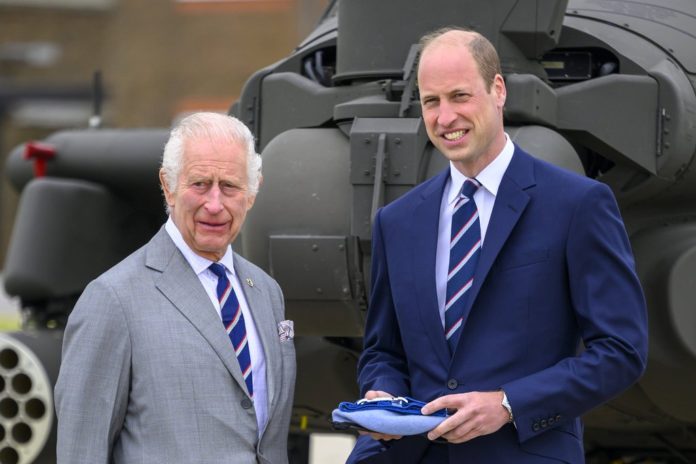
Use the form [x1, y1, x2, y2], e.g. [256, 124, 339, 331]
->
[278, 320, 294, 341]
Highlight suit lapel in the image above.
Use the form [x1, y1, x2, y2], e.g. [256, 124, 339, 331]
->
[412, 170, 451, 368]
[458, 147, 536, 331]
[147, 228, 251, 396]
[234, 256, 281, 413]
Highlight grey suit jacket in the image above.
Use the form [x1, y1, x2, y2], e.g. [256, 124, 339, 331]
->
[55, 226, 296, 464]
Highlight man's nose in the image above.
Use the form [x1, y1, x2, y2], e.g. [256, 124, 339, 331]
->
[437, 100, 457, 127]
[205, 185, 224, 213]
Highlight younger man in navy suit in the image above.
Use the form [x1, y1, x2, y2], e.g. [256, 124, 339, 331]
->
[348, 27, 648, 463]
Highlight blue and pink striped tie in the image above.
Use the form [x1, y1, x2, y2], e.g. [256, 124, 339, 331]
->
[209, 263, 254, 397]
[445, 178, 481, 353]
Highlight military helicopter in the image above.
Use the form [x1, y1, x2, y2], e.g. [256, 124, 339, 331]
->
[2, 0, 696, 462]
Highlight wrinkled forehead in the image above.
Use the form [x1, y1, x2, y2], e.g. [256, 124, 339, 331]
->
[181, 138, 247, 173]
[183, 134, 245, 159]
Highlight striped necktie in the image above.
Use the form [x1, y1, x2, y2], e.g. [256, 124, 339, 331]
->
[209, 263, 254, 397]
[444, 178, 482, 353]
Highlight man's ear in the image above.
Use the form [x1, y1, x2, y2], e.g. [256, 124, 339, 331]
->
[159, 169, 174, 207]
[494, 73, 507, 109]
[246, 175, 262, 210]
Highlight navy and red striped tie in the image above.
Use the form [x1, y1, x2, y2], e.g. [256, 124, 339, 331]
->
[209, 263, 254, 397]
[444, 178, 481, 353]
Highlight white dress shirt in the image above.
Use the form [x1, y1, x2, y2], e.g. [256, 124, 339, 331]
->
[165, 218, 268, 435]
[435, 135, 515, 327]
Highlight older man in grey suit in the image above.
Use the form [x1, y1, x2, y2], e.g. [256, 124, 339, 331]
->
[55, 112, 296, 464]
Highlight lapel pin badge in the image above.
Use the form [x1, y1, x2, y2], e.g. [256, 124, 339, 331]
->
[246, 278, 254, 287]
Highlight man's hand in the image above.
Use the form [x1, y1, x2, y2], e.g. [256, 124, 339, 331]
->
[358, 390, 403, 442]
[421, 391, 509, 443]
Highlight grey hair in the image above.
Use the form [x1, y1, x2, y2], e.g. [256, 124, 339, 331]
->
[161, 112, 262, 204]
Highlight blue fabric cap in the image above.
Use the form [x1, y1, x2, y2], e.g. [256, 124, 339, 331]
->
[331, 397, 447, 435]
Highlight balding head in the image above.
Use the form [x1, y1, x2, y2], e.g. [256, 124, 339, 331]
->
[419, 27, 502, 91]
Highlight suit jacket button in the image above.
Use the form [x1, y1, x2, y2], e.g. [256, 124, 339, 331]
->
[447, 379, 458, 390]
[541, 419, 548, 428]
[533, 422, 540, 432]
[555, 414, 561, 421]
[241, 398, 253, 409]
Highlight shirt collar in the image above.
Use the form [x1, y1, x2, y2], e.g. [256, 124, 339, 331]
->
[447, 133, 515, 205]
[165, 217, 235, 276]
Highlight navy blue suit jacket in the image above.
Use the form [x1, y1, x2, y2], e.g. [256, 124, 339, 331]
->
[349, 146, 648, 463]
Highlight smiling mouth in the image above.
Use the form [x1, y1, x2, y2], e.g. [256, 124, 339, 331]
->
[443, 129, 468, 141]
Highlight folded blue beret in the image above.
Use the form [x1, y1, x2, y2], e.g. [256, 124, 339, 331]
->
[331, 396, 448, 435]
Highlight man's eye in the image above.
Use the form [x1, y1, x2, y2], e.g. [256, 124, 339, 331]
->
[221, 184, 241, 194]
